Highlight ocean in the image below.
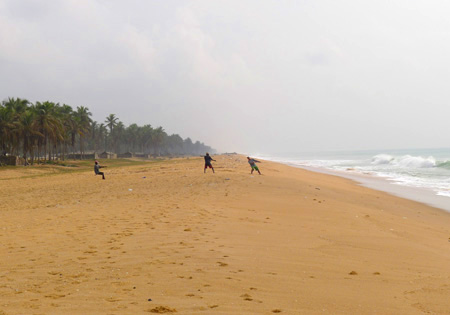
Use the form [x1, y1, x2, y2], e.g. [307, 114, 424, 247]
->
[256, 148, 450, 211]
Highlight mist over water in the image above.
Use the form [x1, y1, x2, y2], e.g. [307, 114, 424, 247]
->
[257, 148, 450, 199]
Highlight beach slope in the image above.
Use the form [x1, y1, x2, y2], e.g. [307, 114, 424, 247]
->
[1, 155, 450, 314]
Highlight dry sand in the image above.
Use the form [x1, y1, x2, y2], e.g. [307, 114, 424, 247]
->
[1, 155, 450, 314]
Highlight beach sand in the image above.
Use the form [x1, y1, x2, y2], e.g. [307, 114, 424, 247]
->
[1, 155, 450, 314]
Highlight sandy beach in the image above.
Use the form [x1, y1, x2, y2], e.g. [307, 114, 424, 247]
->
[1, 155, 450, 314]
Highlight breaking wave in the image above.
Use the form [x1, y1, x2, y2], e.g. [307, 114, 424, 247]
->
[371, 154, 438, 168]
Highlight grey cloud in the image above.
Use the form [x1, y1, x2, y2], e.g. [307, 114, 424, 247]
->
[1, 0, 450, 153]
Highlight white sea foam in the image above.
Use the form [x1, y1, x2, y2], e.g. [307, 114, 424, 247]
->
[256, 149, 450, 202]
[372, 154, 436, 168]
[437, 190, 450, 197]
[394, 155, 436, 168]
[371, 154, 394, 165]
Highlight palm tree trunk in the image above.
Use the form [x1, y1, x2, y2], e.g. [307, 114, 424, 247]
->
[23, 138, 28, 165]
[30, 149, 35, 165]
[44, 136, 48, 161]
[80, 137, 83, 159]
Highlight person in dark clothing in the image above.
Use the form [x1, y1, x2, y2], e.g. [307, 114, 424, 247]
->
[94, 160, 106, 179]
[247, 157, 261, 175]
[204, 153, 216, 173]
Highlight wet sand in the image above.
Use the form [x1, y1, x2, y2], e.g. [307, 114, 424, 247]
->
[1, 155, 450, 314]
[296, 164, 450, 213]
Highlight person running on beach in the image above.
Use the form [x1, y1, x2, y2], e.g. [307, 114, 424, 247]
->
[247, 157, 261, 175]
[94, 160, 106, 180]
[204, 153, 216, 173]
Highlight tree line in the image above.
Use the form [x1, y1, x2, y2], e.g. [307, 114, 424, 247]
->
[0, 97, 214, 164]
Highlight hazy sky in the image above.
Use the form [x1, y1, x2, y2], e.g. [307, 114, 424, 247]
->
[1, 0, 450, 154]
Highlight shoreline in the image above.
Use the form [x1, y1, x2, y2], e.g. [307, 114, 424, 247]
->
[258, 158, 450, 213]
[300, 165, 450, 213]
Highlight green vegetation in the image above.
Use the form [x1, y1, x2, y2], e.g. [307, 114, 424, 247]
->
[0, 97, 214, 165]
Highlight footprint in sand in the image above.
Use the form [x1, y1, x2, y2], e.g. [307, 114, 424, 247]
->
[106, 297, 120, 302]
[44, 294, 66, 299]
[146, 305, 177, 313]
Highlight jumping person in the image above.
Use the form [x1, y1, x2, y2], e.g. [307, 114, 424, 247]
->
[247, 157, 261, 175]
[204, 153, 216, 173]
[94, 160, 106, 179]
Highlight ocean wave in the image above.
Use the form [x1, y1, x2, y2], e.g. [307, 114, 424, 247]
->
[371, 154, 394, 165]
[371, 154, 436, 168]
[258, 151, 450, 202]
[437, 160, 450, 170]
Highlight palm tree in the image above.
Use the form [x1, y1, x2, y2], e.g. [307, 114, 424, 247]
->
[125, 123, 139, 153]
[140, 124, 153, 154]
[74, 106, 92, 158]
[1, 97, 217, 161]
[152, 126, 166, 156]
[90, 121, 98, 152]
[105, 114, 118, 152]
[167, 134, 184, 155]
[0, 104, 14, 155]
[2, 97, 30, 155]
[113, 121, 125, 153]
[98, 123, 107, 152]
[34, 101, 63, 161]
[56, 104, 75, 160]
[3, 97, 29, 113]
[15, 110, 43, 164]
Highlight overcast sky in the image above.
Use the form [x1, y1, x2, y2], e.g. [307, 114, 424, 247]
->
[1, 0, 450, 154]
